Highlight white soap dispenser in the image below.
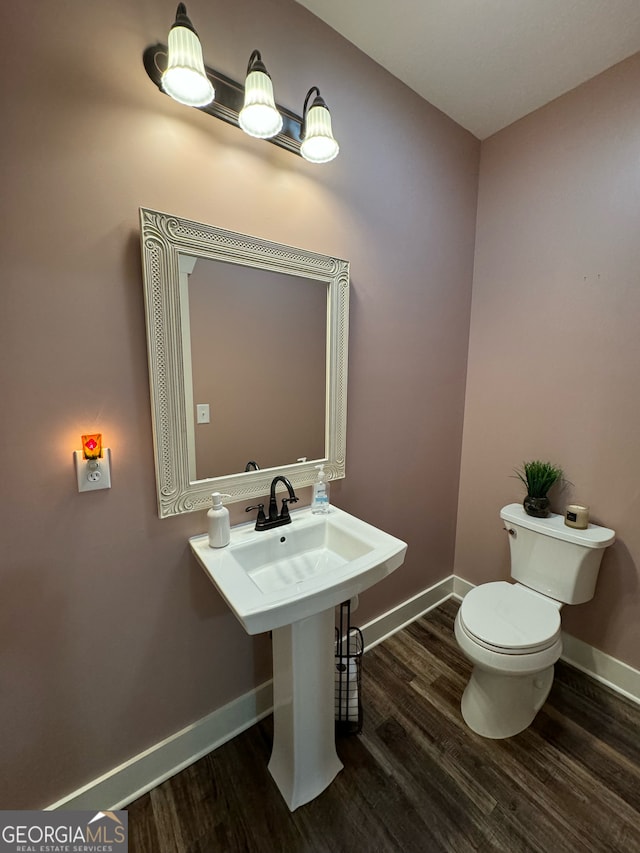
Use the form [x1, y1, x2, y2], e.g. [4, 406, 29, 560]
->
[311, 464, 330, 514]
[208, 492, 231, 548]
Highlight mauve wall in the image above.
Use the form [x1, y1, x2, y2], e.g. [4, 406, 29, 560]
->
[455, 53, 640, 668]
[1, 0, 478, 806]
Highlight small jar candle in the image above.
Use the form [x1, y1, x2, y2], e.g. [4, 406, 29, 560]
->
[565, 504, 589, 529]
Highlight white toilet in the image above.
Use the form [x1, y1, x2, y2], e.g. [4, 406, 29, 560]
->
[454, 503, 615, 739]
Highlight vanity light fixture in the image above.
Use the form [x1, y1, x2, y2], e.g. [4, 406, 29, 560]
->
[74, 434, 112, 492]
[238, 50, 283, 139]
[161, 3, 214, 107]
[300, 87, 339, 164]
[143, 5, 339, 162]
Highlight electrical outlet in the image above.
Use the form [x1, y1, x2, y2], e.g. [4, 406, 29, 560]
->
[74, 448, 112, 492]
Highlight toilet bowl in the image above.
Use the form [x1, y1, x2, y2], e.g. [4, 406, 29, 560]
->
[454, 581, 562, 738]
[454, 504, 615, 739]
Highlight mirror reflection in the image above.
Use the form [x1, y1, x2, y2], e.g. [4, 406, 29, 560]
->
[184, 257, 327, 479]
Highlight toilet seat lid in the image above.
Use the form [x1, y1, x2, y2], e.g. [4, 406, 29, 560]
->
[460, 582, 561, 653]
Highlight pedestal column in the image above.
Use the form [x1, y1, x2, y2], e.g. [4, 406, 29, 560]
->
[268, 607, 343, 810]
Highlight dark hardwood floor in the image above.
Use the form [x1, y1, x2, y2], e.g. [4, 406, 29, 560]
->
[127, 599, 640, 852]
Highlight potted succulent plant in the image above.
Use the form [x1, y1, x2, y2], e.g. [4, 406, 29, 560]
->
[514, 460, 563, 518]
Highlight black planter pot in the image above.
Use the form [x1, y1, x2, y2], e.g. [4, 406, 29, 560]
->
[523, 495, 550, 518]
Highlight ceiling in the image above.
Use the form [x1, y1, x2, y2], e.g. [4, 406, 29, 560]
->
[293, 0, 640, 139]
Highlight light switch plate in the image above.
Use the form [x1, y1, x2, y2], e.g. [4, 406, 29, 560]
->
[196, 403, 210, 424]
[74, 448, 112, 492]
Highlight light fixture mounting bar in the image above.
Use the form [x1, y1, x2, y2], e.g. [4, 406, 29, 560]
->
[143, 44, 303, 155]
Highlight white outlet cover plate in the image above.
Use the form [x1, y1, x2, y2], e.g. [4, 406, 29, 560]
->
[74, 448, 112, 492]
[196, 403, 210, 424]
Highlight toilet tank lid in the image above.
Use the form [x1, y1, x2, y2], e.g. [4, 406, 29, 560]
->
[500, 503, 615, 549]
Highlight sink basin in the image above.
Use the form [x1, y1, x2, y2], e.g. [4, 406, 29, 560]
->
[190, 506, 407, 634]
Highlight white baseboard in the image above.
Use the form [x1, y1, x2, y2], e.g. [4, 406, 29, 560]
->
[47, 575, 640, 810]
[451, 575, 474, 599]
[561, 632, 640, 705]
[48, 680, 273, 811]
[360, 575, 455, 650]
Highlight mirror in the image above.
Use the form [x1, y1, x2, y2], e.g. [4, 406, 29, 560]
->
[187, 257, 327, 479]
[139, 208, 349, 518]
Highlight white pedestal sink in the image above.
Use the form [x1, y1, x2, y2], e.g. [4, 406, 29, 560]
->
[190, 506, 407, 810]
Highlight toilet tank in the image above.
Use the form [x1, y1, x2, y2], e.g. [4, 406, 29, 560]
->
[500, 503, 615, 605]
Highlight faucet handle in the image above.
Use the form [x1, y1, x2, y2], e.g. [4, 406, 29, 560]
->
[280, 496, 299, 521]
[246, 503, 266, 525]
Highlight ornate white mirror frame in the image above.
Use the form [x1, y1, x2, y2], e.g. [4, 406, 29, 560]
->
[139, 208, 349, 518]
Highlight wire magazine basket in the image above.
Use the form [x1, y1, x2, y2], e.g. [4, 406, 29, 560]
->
[335, 600, 363, 735]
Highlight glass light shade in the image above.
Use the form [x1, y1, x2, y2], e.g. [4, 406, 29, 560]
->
[238, 70, 283, 139]
[300, 104, 339, 163]
[82, 434, 102, 460]
[162, 24, 214, 107]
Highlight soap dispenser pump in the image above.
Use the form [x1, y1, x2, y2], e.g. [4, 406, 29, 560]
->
[311, 464, 330, 514]
[208, 492, 232, 548]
